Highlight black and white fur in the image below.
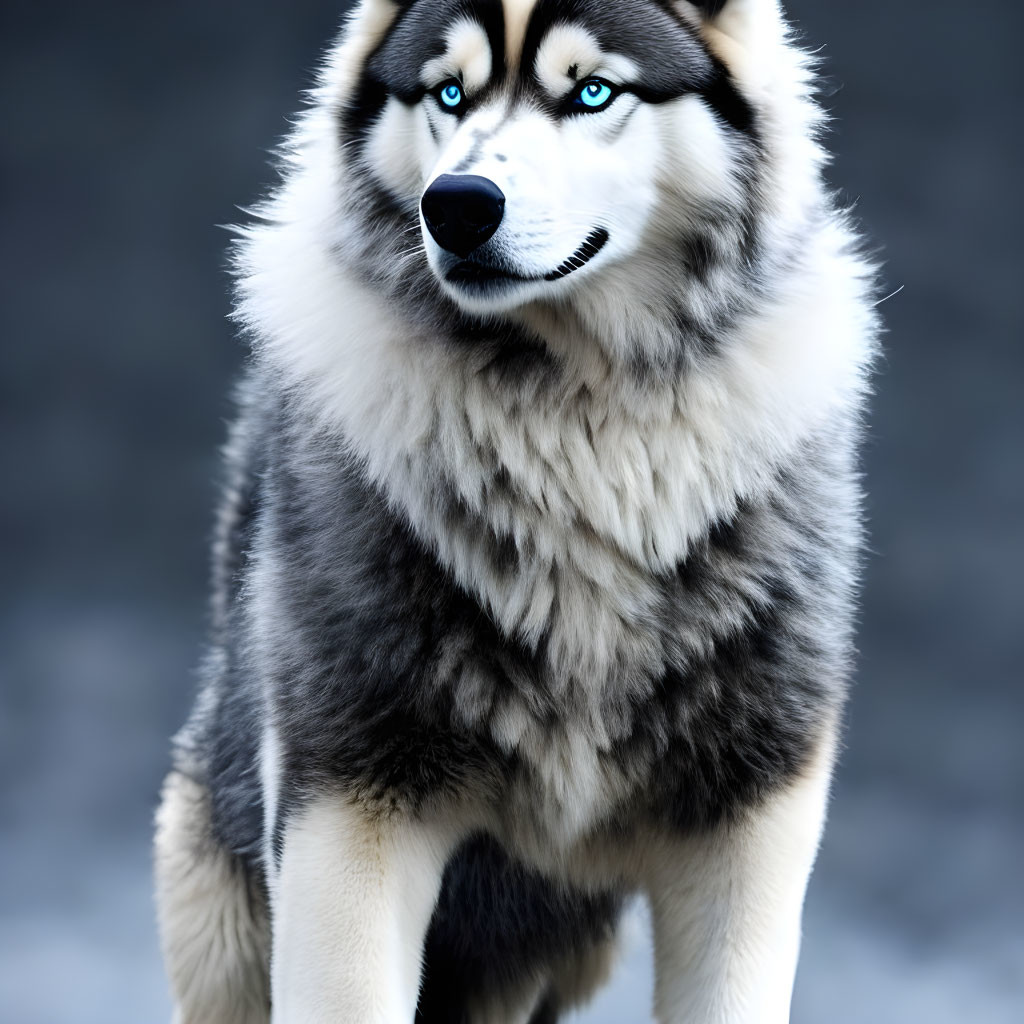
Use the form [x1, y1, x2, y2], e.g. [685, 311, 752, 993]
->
[154, 1, 877, 1021]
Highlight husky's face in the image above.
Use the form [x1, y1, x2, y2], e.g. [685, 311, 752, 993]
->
[341, 0, 762, 318]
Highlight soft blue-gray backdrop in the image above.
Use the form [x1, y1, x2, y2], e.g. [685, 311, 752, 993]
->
[1, 1, 1021, 1021]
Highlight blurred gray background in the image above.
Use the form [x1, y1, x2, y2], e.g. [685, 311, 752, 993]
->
[1, 1, 1021, 1021]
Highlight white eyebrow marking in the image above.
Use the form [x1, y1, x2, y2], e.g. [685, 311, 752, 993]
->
[420, 17, 493, 91]
[533, 24, 639, 99]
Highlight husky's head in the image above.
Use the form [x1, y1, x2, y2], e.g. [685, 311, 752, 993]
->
[319, 0, 819, 353]
[237, 0, 847, 387]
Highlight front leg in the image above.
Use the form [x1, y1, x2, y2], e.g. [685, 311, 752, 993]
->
[270, 794, 457, 1023]
[646, 736, 835, 1024]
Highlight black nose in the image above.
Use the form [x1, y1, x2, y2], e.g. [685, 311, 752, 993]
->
[421, 174, 506, 258]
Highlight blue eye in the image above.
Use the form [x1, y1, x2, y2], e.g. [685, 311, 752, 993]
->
[575, 79, 614, 111]
[438, 81, 463, 111]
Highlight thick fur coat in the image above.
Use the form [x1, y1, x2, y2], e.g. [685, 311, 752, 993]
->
[155, 2, 877, 1021]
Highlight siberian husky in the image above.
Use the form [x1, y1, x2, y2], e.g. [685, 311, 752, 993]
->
[155, 1, 877, 1021]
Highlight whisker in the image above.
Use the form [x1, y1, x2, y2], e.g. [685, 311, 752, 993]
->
[874, 284, 904, 308]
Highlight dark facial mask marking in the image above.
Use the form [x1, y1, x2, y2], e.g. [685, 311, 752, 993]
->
[517, 0, 756, 136]
[343, 0, 755, 163]
[342, 0, 506, 151]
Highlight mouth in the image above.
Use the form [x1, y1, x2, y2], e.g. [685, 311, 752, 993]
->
[444, 228, 609, 289]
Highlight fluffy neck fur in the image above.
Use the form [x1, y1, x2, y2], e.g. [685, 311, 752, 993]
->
[232, 9, 875, 681]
